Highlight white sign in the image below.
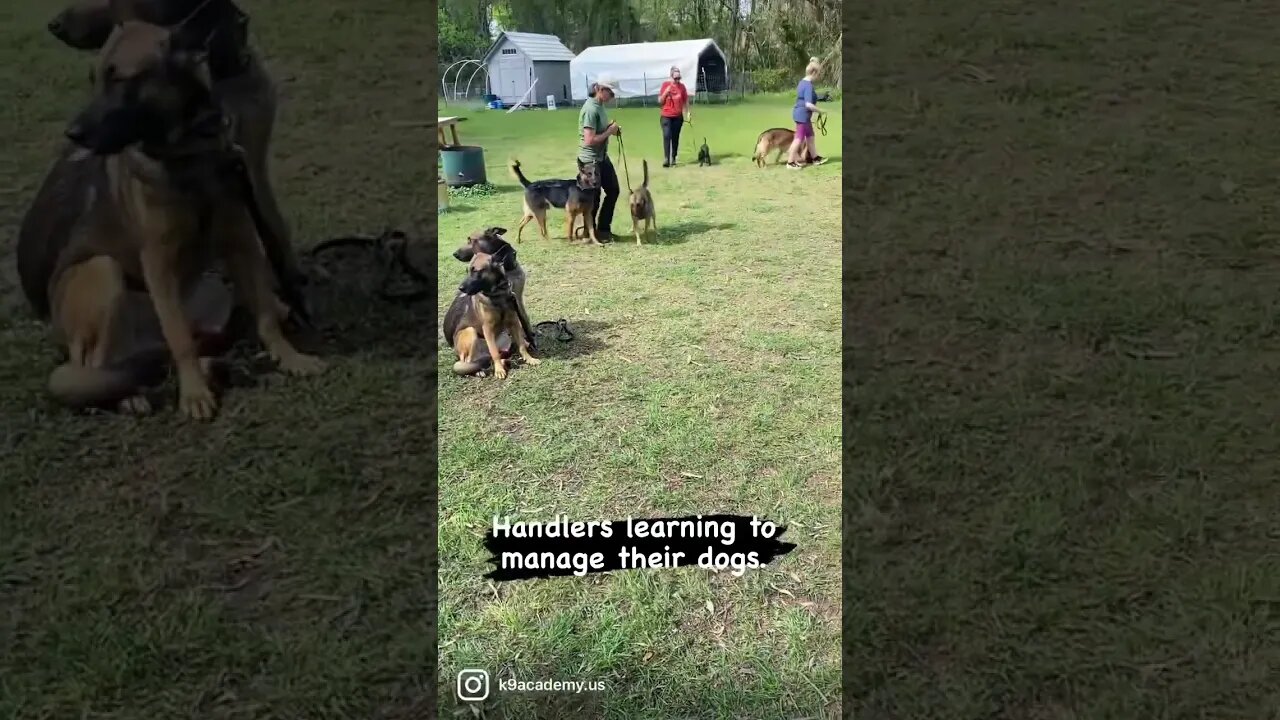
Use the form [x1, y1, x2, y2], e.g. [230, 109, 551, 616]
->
[546, 94, 557, 111]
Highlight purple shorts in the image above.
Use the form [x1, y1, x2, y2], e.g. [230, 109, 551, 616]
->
[795, 121, 814, 140]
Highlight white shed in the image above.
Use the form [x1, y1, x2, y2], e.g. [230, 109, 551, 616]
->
[481, 31, 576, 106]
[569, 39, 728, 102]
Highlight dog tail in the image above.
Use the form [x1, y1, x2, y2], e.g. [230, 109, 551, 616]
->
[452, 358, 491, 376]
[47, 363, 143, 409]
[641, 159, 649, 189]
[509, 158, 532, 188]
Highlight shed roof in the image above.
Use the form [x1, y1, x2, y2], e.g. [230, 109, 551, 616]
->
[483, 31, 576, 63]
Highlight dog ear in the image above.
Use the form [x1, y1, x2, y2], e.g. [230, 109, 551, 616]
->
[487, 227, 507, 237]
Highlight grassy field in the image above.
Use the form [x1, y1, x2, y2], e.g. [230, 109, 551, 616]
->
[850, 1, 1280, 717]
[436, 98, 842, 715]
[0, 1, 439, 717]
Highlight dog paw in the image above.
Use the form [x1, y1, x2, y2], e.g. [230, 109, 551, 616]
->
[524, 357, 542, 367]
[179, 385, 218, 421]
[275, 351, 327, 376]
[118, 395, 152, 416]
[493, 360, 509, 379]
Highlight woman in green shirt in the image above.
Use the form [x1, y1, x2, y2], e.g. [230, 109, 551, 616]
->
[578, 76, 622, 242]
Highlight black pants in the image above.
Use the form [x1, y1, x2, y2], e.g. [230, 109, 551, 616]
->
[592, 156, 620, 236]
[660, 115, 684, 163]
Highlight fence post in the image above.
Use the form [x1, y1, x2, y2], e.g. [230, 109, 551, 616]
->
[642, 73, 647, 106]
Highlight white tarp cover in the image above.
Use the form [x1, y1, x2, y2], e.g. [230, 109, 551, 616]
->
[569, 39, 724, 101]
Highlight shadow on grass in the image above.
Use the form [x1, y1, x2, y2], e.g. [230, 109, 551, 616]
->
[622, 220, 734, 245]
[528, 318, 609, 360]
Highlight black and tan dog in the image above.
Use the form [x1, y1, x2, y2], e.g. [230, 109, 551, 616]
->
[22, 20, 324, 419]
[43, 0, 306, 307]
[452, 226, 535, 349]
[511, 158, 600, 245]
[628, 159, 657, 245]
[751, 128, 815, 167]
[442, 252, 540, 379]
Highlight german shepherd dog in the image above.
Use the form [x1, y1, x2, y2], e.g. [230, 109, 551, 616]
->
[751, 128, 815, 167]
[568, 159, 602, 244]
[510, 158, 600, 244]
[628, 159, 657, 245]
[452, 226, 535, 349]
[25, 20, 324, 419]
[442, 252, 540, 379]
[43, 0, 307, 311]
[510, 159, 576, 242]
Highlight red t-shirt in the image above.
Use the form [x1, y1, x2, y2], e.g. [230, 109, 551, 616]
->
[660, 80, 688, 118]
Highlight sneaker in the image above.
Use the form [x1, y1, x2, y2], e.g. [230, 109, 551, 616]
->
[786, 162, 804, 170]
[811, 156, 828, 165]
[662, 161, 670, 168]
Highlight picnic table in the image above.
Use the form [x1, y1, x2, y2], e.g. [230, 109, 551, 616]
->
[438, 116, 465, 148]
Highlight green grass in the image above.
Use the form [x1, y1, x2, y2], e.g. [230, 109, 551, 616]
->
[1, 1, 436, 717]
[850, 1, 1280, 717]
[437, 99, 841, 715]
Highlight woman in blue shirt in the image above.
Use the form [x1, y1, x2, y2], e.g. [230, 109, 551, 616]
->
[787, 59, 827, 169]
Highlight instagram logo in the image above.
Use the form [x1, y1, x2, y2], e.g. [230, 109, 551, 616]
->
[456, 669, 490, 702]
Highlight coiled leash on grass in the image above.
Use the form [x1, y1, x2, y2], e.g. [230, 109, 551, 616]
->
[533, 319, 575, 343]
[307, 229, 432, 303]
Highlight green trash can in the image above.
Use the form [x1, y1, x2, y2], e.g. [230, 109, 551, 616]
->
[440, 145, 487, 187]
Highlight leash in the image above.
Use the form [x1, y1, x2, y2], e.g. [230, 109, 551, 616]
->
[533, 319, 575, 343]
[816, 112, 828, 137]
[308, 229, 432, 303]
[616, 132, 633, 193]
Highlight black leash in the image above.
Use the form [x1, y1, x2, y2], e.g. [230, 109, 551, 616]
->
[816, 113, 828, 137]
[308, 229, 432, 303]
[533, 319, 574, 342]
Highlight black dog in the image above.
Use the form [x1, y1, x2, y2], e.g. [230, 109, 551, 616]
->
[697, 137, 712, 166]
[452, 226, 535, 349]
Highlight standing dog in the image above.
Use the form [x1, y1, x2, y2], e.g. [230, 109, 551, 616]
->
[442, 252, 540, 379]
[751, 128, 815, 167]
[452, 226, 535, 349]
[43, 0, 306, 311]
[29, 21, 324, 418]
[567, 160, 602, 245]
[510, 159, 575, 243]
[628, 160, 657, 245]
[697, 137, 712, 166]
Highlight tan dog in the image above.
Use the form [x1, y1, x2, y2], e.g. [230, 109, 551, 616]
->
[33, 21, 323, 419]
[752, 128, 814, 167]
[628, 159, 657, 245]
[44, 0, 306, 305]
[441, 252, 540, 379]
[451, 226, 535, 349]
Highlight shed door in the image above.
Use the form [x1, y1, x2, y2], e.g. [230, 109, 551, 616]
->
[496, 47, 527, 103]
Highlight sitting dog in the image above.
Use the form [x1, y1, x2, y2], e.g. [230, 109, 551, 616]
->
[43, 0, 307, 316]
[628, 160, 657, 245]
[442, 252, 540, 379]
[751, 128, 815, 168]
[452, 226, 535, 348]
[26, 20, 324, 419]
[697, 137, 712, 166]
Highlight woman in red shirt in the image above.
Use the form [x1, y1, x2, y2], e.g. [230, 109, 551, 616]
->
[658, 66, 690, 167]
